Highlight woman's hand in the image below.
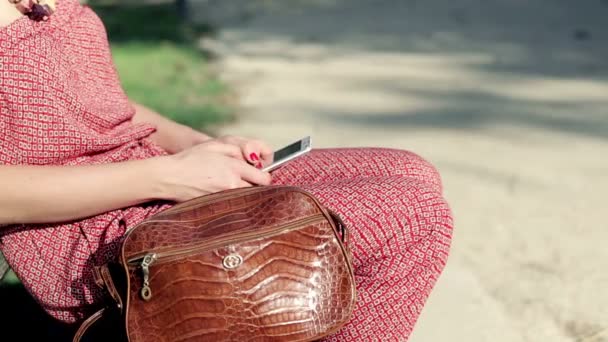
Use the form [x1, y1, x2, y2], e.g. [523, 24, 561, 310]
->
[215, 135, 274, 168]
[156, 139, 273, 202]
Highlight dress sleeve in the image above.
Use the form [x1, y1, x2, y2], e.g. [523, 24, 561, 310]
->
[0, 92, 18, 166]
[0, 93, 9, 165]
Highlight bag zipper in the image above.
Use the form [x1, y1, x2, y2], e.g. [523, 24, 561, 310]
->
[128, 214, 327, 302]
[139, 253, 157, 302]
[124, 187, 264, 236]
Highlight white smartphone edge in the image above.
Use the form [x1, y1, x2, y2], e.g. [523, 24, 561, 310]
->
[261, 136, 312, 173]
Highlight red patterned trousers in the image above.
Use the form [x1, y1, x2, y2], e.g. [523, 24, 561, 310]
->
[271, 148, 454, 341]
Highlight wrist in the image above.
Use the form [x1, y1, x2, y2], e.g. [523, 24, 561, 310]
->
[143, 156, 178, 201]
[186, 126, 213, 144]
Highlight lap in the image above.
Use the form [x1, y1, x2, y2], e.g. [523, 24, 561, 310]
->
[282, 172, 453, 341]
[270, 147, 443, 193]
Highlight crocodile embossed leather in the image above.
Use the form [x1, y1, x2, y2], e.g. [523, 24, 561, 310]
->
[75, 186, 357, 342]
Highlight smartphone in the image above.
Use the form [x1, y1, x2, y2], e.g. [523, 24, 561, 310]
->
[261, 136, 312, 173]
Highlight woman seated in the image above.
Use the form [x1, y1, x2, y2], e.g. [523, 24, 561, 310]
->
[0, 0, 454, 340]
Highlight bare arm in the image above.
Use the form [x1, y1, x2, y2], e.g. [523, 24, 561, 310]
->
[0, 158, 166, 226]
[130, 101, 212, 154]
[0, 140, 272, 227]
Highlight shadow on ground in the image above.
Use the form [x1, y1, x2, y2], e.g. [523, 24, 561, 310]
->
[312, 87, 608, 139]
[195, 0, 608, 139]
[203, 0, 608, 78]
[91, 2, 213, 44]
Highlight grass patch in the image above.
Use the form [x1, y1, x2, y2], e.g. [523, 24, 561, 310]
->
[110, 42, 230, 128]
[0, 269, 19, 286]
[92, 3, 231, 130]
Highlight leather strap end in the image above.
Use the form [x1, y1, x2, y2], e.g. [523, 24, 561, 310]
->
[99, 264, 123, 311]
[73, 307, 106, 342]
[92, 266, 105, 289]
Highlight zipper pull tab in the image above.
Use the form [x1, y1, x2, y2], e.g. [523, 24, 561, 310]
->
[140, 253, 157, 302]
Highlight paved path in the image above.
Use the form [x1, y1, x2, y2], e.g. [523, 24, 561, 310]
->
[194, 0, 608, 340]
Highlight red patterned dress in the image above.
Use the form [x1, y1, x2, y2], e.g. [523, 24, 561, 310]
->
[0, 1, 453, 340]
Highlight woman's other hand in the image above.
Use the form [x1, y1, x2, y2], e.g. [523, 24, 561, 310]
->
[215, 135, 274, 168]
[130, 101, 213, 154]
[156, 140, 272, 202]
[164, 125, 212, 153]
[129, 101, 273, 165]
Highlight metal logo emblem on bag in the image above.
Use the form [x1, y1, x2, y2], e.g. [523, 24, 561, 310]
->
[223, 254, 243, 269]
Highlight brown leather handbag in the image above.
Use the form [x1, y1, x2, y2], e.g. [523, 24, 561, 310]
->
[75, 186, 357, 342]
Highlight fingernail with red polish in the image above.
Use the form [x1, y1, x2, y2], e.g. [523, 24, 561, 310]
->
[256, 163, 263, 169]
[250, 153, 259, 161]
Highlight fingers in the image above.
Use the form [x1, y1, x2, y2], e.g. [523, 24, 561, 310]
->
[215, 135, 251, 162]
[244, 145, 262, 168]
[235, 138, 273, 168]
[247, 140, 274, 166]
[215, 135, 275, 168]
[200, 141, 244, 161]
[235, 162, 272, 186]
[236, 180, 253, 189]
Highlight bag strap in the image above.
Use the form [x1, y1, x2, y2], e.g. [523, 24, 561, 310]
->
[73, 307, 107, 342]
[95, 264, 124, 310]
[73, 264, 123, 342]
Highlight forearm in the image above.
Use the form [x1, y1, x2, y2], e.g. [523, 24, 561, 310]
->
[0, 158, 167, 226]
[131, 101, 190, 137]
[130, 101, 212, 154]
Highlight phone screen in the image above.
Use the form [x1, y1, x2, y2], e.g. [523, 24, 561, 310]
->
[273, 141, 303, 162]
[261, 137, 311, 173]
